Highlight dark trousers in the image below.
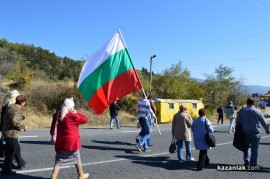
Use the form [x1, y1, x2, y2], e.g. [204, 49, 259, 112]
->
[0, 137, 4, 157]
[217, 114, 223, 124]
[2, 138, 26, 174]
[197, 150, 209, 169]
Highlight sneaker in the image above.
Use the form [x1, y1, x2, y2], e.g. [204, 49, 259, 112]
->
[135, 138, 139, 143]
[79, 173, 89, 179]
[148, 143, 152, 146]
[186, 158, 195, 161]
[135, 144, 142, 153]
[144, 149, 151, 152]
[178, 160, 184, 163]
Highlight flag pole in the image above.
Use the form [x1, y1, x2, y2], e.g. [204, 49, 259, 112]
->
[118, 29, 161, 135]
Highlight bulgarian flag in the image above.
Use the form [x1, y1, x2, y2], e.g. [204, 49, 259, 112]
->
[77, 30, 142, 115]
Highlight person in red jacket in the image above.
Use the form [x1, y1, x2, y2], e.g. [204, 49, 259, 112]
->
[50, 97, 89, 179]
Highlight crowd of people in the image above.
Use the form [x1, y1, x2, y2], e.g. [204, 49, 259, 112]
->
[0, 89, 269, 177]
[0, 91, 90, 178]
[170, 98, 269, 171]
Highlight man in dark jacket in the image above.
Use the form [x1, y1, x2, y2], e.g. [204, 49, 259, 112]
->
[217, 105, 224, 124]
[109, 101, 120, 129]
[236, 98, 269, 167]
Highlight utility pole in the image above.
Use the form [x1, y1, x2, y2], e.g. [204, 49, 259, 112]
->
[149, 55, 156, 93]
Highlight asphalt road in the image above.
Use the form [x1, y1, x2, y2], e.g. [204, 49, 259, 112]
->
[1, 119, 270, 179]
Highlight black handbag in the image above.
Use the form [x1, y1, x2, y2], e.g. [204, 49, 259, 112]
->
[169, 136, 177, 153]
[233, 122, 250, 151]
[205, 119, 216, 147]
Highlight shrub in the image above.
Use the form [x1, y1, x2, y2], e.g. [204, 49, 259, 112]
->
[118, 94, 138, 115]
[26, 81, 83, 113]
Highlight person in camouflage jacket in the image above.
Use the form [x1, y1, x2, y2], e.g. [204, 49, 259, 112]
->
[1, 95, 27, 176]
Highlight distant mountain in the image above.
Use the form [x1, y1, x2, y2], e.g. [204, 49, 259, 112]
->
[245, 85, 270, 95]
[193, 78, 269, 95]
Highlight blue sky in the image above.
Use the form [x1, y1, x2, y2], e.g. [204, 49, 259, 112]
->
[1, 0, 270, 86]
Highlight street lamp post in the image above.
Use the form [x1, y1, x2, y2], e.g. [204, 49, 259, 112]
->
[149, 55, 156, 93]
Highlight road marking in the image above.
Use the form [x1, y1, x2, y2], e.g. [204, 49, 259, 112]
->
[122, 130, 153, 133]
[20, 136, 39, 138]
[121, 130, 141, 133]
[17, 135, 270, 174]
[121, 124, 220, 133]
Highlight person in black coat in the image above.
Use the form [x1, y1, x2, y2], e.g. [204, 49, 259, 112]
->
[109, 101, 120, 129]
[217, 105, 224, 124]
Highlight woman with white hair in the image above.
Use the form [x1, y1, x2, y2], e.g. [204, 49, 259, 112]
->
[1, 90, 20, 131]
[50, 97, 89, 179]
[0, 90, 21, 162]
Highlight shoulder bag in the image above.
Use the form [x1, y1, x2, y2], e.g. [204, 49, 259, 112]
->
[205, 119, 216, 147]
[233, 121, 250, 151]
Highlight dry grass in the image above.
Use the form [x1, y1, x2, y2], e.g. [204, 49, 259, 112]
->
[22, 107, 137, 129]
[77, 108, 137, 128]
[1, 79, 138, 129]
[0, 79, 13, 90]
[18, 106, 220, 129]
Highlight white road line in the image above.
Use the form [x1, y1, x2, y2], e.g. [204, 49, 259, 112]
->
[19, 136, 39, 138]
[122, 130, 153, 133]
[121, 130, 141, 133]
[17, 135, 270, 174]
[120, 124, 225, 133]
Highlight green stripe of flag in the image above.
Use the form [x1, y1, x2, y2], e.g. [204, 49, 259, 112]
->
[79, 48, 134, 101]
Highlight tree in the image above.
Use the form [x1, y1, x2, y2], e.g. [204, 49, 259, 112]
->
[185, 79, 206, 100]
[152, 62, 192, 99]
[141, 67, 150, 78]
[203, 64, 240, 114]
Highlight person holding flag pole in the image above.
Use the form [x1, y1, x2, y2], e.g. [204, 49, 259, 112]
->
[135, 93, 161, 146]
[135, 90, 158, 153]
[77, 29, 161, 153]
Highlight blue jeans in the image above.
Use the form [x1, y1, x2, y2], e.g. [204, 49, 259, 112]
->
[243, 132, 260, 166]
[138, 118, 151, 150]
[110, 115, 120, 129]
[136, 120, 151, 145]
[177, 140, 192, 161]
[228, 118, 235, 132]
